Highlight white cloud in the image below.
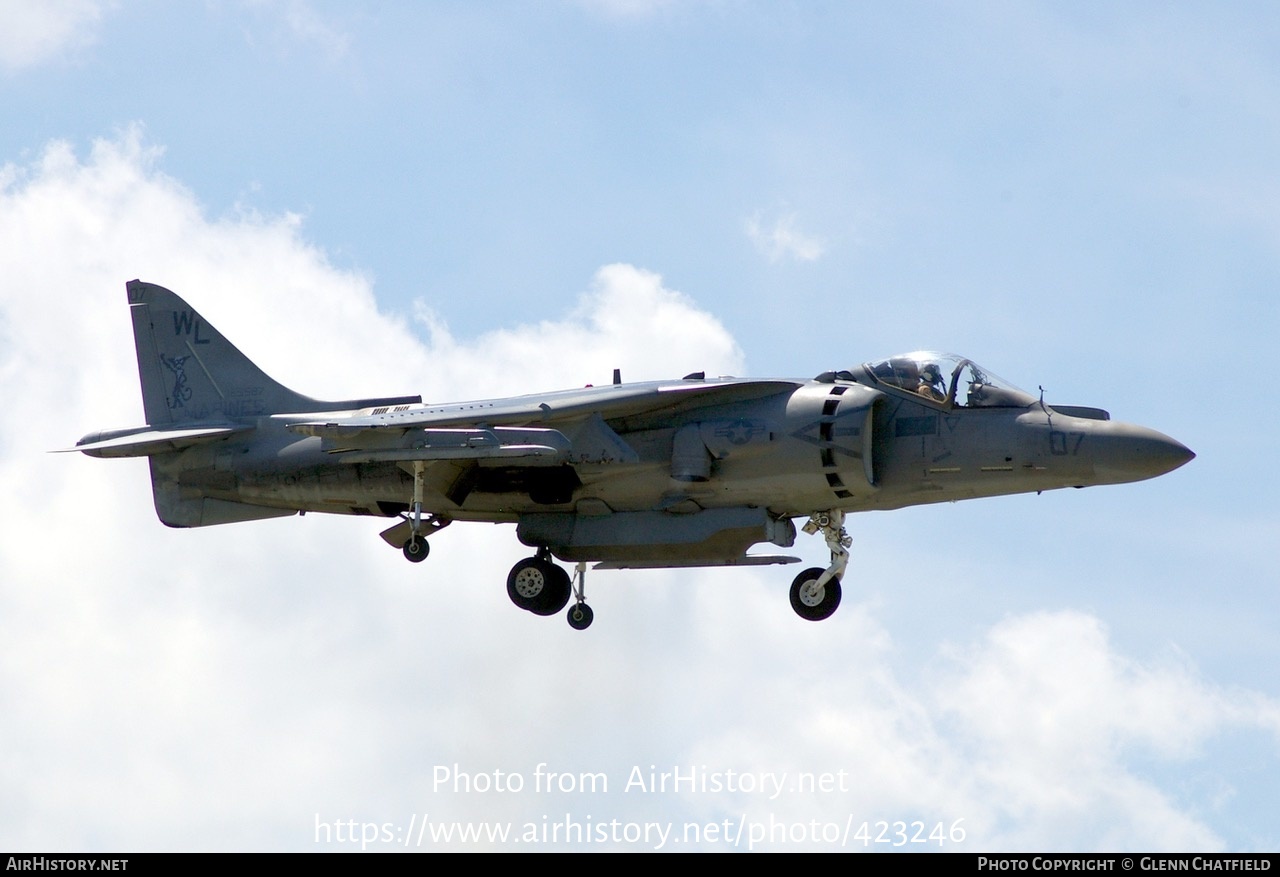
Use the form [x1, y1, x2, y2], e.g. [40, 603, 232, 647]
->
[0, 0, 109, 71]
[240, 0, 352, 60]
[0, 129, 747, 849]
[413, 263, 743, 400]
[745, 210, 825, 263]
[1, 130, 1275, 851]
[674, 609, 1280, 852]
[930, 612, 1280, 851]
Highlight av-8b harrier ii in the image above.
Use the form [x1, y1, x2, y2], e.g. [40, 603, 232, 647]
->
[67, 281, 1194, 630]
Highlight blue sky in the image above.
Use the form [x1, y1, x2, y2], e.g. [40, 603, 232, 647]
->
[1, 0, 1276, 852]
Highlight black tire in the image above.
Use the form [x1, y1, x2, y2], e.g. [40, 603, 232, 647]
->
[789, 567, 842, 621]
[507, 557, 554, 612]
[567, 603, 594, 630]
[531, 564, 572, 616]
[403, 535, 430, 563]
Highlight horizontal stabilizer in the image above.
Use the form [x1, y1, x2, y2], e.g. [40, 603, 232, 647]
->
[57, 424, 251, 458]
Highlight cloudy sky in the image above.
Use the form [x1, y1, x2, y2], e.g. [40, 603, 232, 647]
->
[1, 0, 1277, 852]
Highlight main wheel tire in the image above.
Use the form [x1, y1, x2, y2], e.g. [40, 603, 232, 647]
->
[531, 565, 572, 616]
[567, 603, 594, 630]
[507, 557, 556, 612]
[789, 567, 842, 621]
[403, 535, 430, 563]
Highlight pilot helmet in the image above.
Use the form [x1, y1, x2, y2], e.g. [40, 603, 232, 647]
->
[920, 364, 941, 384]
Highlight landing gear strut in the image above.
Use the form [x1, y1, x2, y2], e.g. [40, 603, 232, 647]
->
[566, 562, 593, 630]
[400, 461, 449, 562]
[506, 554, 594, 630]
[790, 509, 850, 621]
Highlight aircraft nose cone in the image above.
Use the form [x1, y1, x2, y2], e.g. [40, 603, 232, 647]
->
[1093, 423, 1195, 482]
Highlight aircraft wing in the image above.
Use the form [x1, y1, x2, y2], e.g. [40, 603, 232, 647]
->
[287, 378, 800, 462]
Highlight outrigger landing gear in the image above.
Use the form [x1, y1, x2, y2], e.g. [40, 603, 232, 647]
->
[400, 462, 450, 563]
[790, 509, 851, 621]
[566, 562, 593, 630]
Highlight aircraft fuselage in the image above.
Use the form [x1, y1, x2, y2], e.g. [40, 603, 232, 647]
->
[71, 283, 1193, 628]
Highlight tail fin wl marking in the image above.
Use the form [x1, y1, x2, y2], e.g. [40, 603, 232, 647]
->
[173, 310, 210, 344]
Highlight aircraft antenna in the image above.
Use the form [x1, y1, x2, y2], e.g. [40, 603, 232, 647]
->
[613, 369, 621, 385]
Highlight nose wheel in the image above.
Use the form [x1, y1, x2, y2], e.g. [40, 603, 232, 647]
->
[790, 509, 851, 621]
[789, 567, 842, 621]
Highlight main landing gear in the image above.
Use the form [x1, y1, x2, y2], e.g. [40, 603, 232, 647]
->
[789, 509, 851, 621]
[507, 553, 594, 630]
[392, 464, 594, 628]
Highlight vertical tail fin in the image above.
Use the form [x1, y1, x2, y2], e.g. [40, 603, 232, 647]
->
[83, 281, 419, 529]
[128, 280, 323, 423]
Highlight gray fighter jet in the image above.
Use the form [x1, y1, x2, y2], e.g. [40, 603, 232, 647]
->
[67, 281, 1194, 630]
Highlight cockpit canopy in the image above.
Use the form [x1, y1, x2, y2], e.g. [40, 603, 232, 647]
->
[862, 352, 1036, 409]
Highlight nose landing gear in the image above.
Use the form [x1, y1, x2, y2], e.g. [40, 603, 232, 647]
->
[790, 509, 851, 621]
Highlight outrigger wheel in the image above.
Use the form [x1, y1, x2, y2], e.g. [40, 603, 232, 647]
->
[567, 602, 594, 631]
[402, 535, 430, 563]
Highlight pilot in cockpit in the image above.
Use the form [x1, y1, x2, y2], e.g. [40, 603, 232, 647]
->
[917, 363, 947, 403]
